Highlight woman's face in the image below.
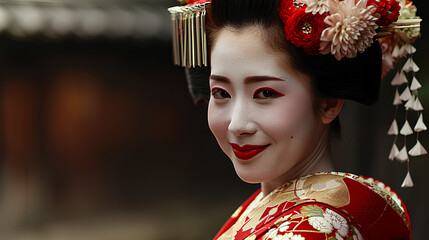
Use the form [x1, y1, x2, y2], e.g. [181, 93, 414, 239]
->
[208, 26, 323, 184]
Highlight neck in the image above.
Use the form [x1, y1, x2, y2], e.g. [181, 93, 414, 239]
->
[261, 126, 334, 197]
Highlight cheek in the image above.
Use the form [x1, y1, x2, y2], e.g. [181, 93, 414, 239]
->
[207, 101, 229, 142]
[262, 94, 316, 140]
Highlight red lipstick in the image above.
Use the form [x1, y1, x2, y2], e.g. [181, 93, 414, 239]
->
[231, 143, 270, 160]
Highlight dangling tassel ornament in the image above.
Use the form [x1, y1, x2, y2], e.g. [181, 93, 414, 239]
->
[379, 1, 424, 187]
[409, 140, 427, 157]
[389, 143, 399, 161]
[414, 114, 427, 132]
[410, 76, 422, 91]
[392, 43, 426, 188]
[396, 146, 409, 163]
[401, 170, 414, 188]
[382, 36, 424, 187]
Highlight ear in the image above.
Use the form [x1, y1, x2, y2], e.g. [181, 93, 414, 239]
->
[319, 98, 344, 124]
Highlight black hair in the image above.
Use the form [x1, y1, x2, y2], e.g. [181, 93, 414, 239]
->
[209, 0, 281, 28]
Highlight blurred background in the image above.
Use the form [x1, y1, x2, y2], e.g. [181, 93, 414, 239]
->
[0, 0, 427, 239]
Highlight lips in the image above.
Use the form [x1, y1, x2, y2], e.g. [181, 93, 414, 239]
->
[231, 143, 270, 160]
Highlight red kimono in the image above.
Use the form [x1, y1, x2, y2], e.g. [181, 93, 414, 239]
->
[214, 172, 411, 240]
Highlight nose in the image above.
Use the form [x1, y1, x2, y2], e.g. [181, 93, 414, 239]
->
[228, 102, 257, 136]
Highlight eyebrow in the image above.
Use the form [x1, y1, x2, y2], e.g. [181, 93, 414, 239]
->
[210, 75, 285, 83]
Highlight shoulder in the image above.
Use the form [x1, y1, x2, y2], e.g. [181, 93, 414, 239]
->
[259, 172, 411, 240]
[214, 172, 411, 240]
[292, 172, 407, 213]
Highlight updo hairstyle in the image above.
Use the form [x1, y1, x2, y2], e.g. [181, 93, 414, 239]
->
[186, 0, 383, 135]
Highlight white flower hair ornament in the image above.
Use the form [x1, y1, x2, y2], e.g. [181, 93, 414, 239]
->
[319, 0, 379, 60]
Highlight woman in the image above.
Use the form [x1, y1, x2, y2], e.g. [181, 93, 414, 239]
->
[170, 0, 415, 239]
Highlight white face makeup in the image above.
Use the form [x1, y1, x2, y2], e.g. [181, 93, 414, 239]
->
[208, 26, 324, 186]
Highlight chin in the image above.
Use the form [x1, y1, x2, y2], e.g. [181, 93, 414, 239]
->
[233, 166, 267, 184]
[238, 177, 262, 184]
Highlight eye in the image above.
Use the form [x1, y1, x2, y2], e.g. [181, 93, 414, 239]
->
[253, 88, 284, 99]
[211, 88, 231, 99]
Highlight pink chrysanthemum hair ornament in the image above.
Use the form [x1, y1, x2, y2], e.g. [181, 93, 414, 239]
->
[168, 0, 423, 186]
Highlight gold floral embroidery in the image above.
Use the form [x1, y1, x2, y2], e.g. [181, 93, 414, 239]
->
[217, 174, 351, 240]
[293, 175, 350, 208]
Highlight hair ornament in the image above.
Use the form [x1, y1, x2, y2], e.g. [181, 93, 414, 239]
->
[168, 0, 210, 68]
[167, 0, 418, 64]
[378, 0, 424, 188]
[278, 0, 408, 60]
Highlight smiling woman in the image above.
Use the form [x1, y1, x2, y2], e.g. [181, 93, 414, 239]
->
[208, 26, 339, 195]
[168, 0, 415, 239]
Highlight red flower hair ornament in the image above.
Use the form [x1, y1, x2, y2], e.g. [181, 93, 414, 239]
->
[278, 0, 401, 60]
[284, 8, 326, 55]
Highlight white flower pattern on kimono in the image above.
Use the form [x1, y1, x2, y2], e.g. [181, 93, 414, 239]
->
[308, 216, 333, 233]
[352, 226, 365, 240]
[278, 220, 291, 232]
[278, 233, 306, 240]
[324, 208, 349, 238]
[265, 228, 279, 239]
[307, 207, 350, 239]
[319, 0, 378, 60]
[263, 222, 306, 240]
